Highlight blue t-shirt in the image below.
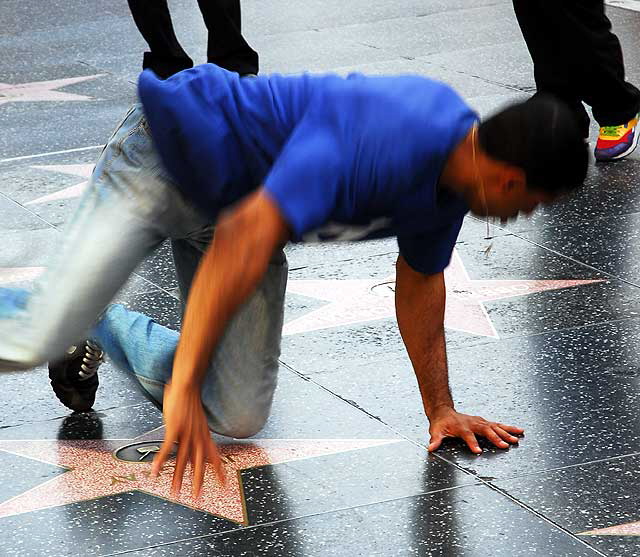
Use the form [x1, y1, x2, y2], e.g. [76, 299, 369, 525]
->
[138, 64, 477, 274]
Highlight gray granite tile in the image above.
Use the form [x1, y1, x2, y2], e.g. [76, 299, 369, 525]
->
[496, 454, 640, 556]
[121, 484, 600, 557]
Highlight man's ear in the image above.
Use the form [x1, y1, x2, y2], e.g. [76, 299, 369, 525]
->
[501, 165, 527, 193]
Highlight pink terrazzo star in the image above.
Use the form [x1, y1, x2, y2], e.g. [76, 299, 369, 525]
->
[284, 249, 604, 338]
[0, 435, 398, 524]
[0, 75, 105, 105]
[581, 521, 640, 536]
[27, 164, 94, 205]
[0, 267, 44, 284]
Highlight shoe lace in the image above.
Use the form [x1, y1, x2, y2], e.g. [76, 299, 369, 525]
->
[78, 340, 103, 380]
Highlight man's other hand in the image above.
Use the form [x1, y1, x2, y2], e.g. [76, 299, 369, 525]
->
[427, 406, 523, 454]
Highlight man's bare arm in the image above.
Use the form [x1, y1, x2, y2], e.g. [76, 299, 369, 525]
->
[395, 254, 523, 454]
[394, 256, 453, 415]
[172, 189, 290, 390]
[153, 188, 290, 495]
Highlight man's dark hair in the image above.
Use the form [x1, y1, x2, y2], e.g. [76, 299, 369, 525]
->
[477, 94, 589, 194]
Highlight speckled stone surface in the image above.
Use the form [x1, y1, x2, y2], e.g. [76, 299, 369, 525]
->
[495, 454, 640, 557]
[121, 485, 601, 557]
[2, 0, 640, 555]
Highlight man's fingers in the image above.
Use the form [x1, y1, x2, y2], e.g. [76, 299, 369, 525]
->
[206, 439, 226, 485]
[428, 435, 443, 452]
[480, 425, 509, 449]
[494, 425, 520, 444]
[497, 423, 524, 435]
[192, 441, 205, 500]
[152, 436, 176, 477]
[171, 440, 190, 497]
[462, 431, 482, 454]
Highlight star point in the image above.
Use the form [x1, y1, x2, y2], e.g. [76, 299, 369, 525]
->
[0, 436, 399, 524]
[27, 164, 94, 205]
[0, 75, 106, 105]
[284, 249, 604, 338]
[580, 521, 640, 536]
[0, 267, 45, 284]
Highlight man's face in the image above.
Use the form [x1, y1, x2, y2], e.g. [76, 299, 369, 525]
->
[469, 181, 557, 220]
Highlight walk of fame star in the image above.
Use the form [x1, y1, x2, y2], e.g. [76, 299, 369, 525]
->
[0, 430, 399, 524]
[0, 75, 105, 105]
[0, 267, 44, 284]
[284, 250, 604, 338]
[27, 164, 93, 205]
[581, 521, 640, 536]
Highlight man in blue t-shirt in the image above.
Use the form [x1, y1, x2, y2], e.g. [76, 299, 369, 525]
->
[0, 65, 587, 496]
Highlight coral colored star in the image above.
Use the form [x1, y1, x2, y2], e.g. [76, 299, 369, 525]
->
[0, 435, 398, 524]
[0, 75, 105, 105]
[27, 164, 94, 205]
[284, 250, 604, 338]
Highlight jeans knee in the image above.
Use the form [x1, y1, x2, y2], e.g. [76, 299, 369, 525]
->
[213, 410, 269, 439]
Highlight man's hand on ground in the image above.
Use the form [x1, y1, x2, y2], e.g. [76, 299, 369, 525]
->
[427, 406, 524, 454]
[152, 382, 225, 498]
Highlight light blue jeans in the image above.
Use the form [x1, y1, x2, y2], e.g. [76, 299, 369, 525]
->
[0, 105, 288, 438]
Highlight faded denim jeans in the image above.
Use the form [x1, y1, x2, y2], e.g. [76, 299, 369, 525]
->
[0, 104, 287, 437]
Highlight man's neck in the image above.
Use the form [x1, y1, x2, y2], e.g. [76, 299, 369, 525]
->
[438, 129, 478, 203]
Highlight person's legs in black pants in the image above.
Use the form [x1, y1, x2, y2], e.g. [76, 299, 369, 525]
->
[127, 0, 194, 79]
[560, 1, 639, 127]
[514, 0, 640, 160]
[514, 0, 640, 125]
[197, 0, 259, 76]
[513, 0, 590, 137]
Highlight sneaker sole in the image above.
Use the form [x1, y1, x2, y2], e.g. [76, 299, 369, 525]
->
[50, 381, 97, 412]
[595, 129, 640, 161]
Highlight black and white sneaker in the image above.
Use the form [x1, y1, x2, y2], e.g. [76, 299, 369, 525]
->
[49, 341, 103, 412]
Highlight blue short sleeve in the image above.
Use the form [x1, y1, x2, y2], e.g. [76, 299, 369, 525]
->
[397, 216, 464, 275]
[264, 118, 343, 239]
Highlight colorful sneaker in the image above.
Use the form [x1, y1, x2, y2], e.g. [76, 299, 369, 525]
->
[594, 113, 640, 161]
[49, 341, 103, 412]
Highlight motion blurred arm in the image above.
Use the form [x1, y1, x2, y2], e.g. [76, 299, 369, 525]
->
[171, 188, 290, 391]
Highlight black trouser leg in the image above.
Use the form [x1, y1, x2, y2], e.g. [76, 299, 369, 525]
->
[513, 0, 640, 127]
[127, 0, 193, 79]
[571, 1, 640, 125]
[197, 0, 259, 75]
[513, 0, 589, 135]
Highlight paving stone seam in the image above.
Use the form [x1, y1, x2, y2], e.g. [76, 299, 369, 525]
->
[0, 401, 156, 434]
[75, 59, 138, 89]
[424, 60, 532, 94]
[606, 1, 640, 13]
[485, 450, 640, 484]
[0, 184, 178, 296]
[511, 232, 640, 289]
[97, 483, 484, 557]
[0, 189, 56, 230]
[479, 483, 608, 556]
[279, 310, 640, 375]
[456, 313, 640, 347]
[125, 275, 182, 302]
[0, 144, 104, 164]
[280, 361, 490, 483]
[242, 2, 509, 41]
[427, 449, 610, 555]
[505, 215, 640, 236]
[287, 250, 399, 272]
[279, 355, 631, 554]
[278, 361, 395, 427]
